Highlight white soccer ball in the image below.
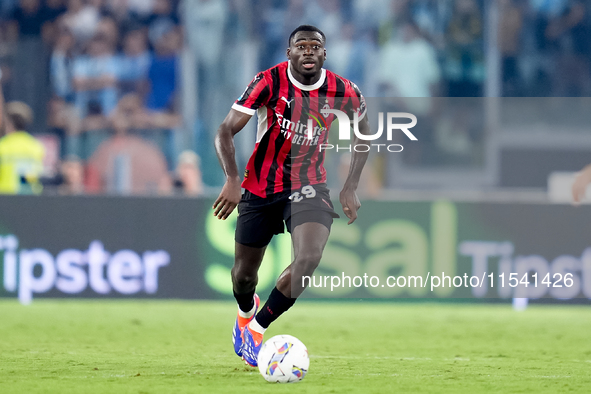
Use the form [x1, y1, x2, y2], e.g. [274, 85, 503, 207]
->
[257, 335, 309, 383]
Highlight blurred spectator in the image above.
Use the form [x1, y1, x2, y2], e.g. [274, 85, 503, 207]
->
[257, 0, 288, 69]
[526, 0, 568, 95]
[107, 0, 152, 28]
[444, 0, 484, 97]
[377, 20, 440, 168]
[0, 101, 45, 194]
[83, 100, 110, 130]
[95, 15, 120, 48]
[57, 155, 85, 194]
[324, 23, 354, 78]
[116, 92, 181, 131]
[46, 96, 78, 157]
[45, 0, 68, 22]
[6, 0, 48, 40]
[378, 20, 440, 111]
[116, 28, 151, 96]
[531, 0, 569, 52]
[147, 0, 180, 37]
[72, 33, 118, 116]
[77, 99, 111, 158]
[316, 0, 345, 39]
[378, 0, 412, 45]
[323, 23, 379, 90]
[174, 150, 204, 196]
[410, 0, 451, 49]
[146, 25, 181, 112]
[86, 102, 172, 194]
[344, 26, 378, 89]
[87, 0, 108, 14]
[126, 0, 155, 17]
[499, 0, 524, 96]
[116, 93, 157, 128]
[42, 0, 68, 44]
[59, 0, 101, 43]
[41, 153, 86, 194]
[186, 0, 226, 65]
[545, 0, 591, 96]
[351, 0, 392, 32]
[107, 0, 134, 25]
[50, 97, 110, 161]
[112, 92, 180, 166]
[50, 28, 76, 101]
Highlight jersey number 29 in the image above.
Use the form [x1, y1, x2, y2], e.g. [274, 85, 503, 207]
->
[289, 186, 316, 202]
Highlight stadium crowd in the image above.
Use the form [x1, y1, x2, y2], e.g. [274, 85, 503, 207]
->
[0, 0, 197, 195]
[188, 0, 591, 186]
[246, 0, 591, 98]
[0, 0, 589, 195]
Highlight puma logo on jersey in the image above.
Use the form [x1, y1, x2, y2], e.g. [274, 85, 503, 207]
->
[280, 97, 294, 108]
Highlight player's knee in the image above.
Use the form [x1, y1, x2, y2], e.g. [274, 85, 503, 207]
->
[294, 250, 323, 274]
[231, 267, 257, 290]
[233, 274, 257, 290]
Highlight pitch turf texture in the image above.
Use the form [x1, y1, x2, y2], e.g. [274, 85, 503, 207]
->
[1, 301, 590, 393]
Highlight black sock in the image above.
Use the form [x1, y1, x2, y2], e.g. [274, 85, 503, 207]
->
[255, 287, 297, 329]
[233, 289, 255, 313]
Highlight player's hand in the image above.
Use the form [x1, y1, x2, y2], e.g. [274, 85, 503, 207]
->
[572, 170, 591, 205]
[340, 188, 361, 225]
[213, 177, 242, 220]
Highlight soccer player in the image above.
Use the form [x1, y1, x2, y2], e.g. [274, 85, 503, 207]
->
[0, 101, 45, 195]
[213, 25, 371, 367]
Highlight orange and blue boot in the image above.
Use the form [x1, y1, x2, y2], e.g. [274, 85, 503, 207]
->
[232, 294, 260, 357]
[241, 321, 264, 367]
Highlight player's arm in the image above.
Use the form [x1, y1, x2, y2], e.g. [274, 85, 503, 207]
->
[572, 163, 591, 204]
[212, 108, 252, 220]
[340, 115, 371, 225]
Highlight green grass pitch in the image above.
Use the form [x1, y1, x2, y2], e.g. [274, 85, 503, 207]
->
[0, 300, 590, 393]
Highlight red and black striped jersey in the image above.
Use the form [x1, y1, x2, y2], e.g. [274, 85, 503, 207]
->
[232, 61, 367, 198]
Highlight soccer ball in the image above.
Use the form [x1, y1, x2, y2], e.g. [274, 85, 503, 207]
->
[257, 335, 309, 383]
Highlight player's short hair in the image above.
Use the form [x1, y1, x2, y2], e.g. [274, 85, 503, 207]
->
[288, 25, 326, 46]
[6, 101, 33, 131]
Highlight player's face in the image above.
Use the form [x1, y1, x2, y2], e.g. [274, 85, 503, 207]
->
[287, 31, 326, 78]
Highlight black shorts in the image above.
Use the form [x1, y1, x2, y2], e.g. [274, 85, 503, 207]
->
[235, 183, 340, 248]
